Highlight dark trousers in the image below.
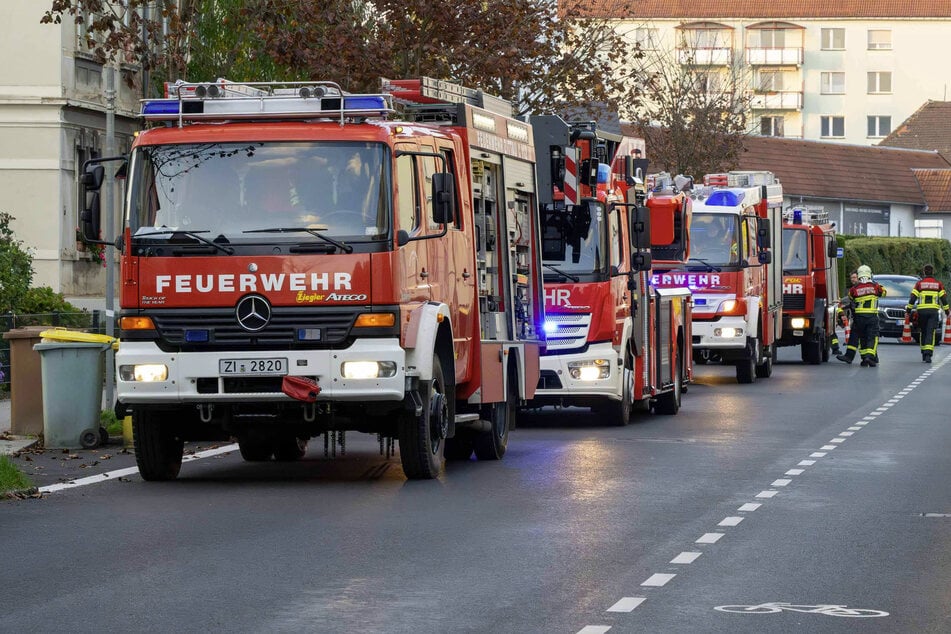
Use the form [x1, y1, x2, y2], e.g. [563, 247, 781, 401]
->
[846, 313, 879, 359]
[917, 308, 940, 353]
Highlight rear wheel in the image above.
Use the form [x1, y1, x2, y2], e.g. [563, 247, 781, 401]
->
[444, 430, 475, 461]
[399, 354, 448, 479]
[474, 364, 516, 460]
[133, 410, 184, 481]
[755, 343, 774, 378]
[802, 338, 822, 364]
[237, 436, 274, 462]
[274, 436, 308, 461]
[653, 352, 682, 415]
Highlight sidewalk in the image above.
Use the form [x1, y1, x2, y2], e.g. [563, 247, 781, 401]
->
[0, 398, 38, 455]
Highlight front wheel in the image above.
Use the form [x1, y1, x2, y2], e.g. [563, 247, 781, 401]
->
[755, 343, 774, 378]
[474, 363, 516, 460]
[736, 339, 757, 384]
[607, 366, 633, 426]
[399, 354, 449, 479]
[133, 409, 184, 481]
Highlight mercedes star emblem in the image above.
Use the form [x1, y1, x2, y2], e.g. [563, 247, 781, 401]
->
[235, 294, 271, 332]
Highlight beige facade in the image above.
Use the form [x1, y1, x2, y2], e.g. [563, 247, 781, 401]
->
[619, 16, 951, 146]
[1, 0, 140, 304]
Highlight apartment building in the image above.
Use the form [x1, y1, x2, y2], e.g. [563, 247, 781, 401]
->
[592, 1, 951, 145]
[0, 0, 141, 304]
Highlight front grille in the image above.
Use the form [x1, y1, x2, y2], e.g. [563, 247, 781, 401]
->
[783, 294, 806, 311]
[139, 305, 397, 350]
[883, 307, 905, 320]
[543, 313, 591, 352]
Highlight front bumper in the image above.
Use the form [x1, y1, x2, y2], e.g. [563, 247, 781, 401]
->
[691, 317, 748, 350]
[535, 341, 621, 399]
[115, 338, 406, 404]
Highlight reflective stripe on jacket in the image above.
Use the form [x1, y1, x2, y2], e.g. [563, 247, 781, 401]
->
[850, 281, 886, 314]
[907, 277, 950, 311]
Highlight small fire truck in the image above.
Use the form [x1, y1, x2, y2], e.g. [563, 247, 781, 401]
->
[776, 206, 840, 363]
[526, 116, 691, 423]
[79, 77, 545, 480]
[651, 171, 783, 383]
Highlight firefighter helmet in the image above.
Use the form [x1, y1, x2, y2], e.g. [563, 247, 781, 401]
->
[857, 265, 872, 282]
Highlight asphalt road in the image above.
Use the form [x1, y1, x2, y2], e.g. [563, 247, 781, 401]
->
[2, 340, 950, 633]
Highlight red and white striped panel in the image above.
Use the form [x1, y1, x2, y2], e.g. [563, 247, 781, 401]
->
[563, 147, 578, 205]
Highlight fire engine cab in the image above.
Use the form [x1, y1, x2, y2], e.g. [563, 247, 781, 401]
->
[777, 206, 840, 363]
[79, 78, 545, 480]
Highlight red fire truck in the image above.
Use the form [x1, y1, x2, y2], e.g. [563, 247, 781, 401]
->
[526, 116, 691, 423]
[79, 78, 545, 480]
[777, 206, 840, 363]
[651, 171, 783, 383]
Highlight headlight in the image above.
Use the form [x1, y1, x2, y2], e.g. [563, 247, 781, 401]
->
[567, 359, 611, 381]
[790, 317, 807, 329]
[714, 327, 744, 338]
[341, 360, 398, 379]
[119, 364, 168, 382]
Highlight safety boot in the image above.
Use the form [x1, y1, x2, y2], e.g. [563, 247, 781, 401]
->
[924, 352, 932, 363]
[836, 351, 854, 364]
[860, 358, 870, 367]
[865, 356, 877, 367]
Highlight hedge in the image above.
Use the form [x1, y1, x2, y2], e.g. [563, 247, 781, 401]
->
[834, 236, 951, 291]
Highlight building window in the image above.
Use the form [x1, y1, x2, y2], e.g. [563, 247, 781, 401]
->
[867, 72, 892, 94]
[867, 116, 891, 137]
[821, 116, 845, 138]
[635, 27, 659, 49]
[757, 70, 784, 92]
[821, 72, 845, 94]
[821, 28, 845, 50]
[693, 71, 722, 93]
[752, 29, 786, 48]
[868, 30, 892, 50]
[761, 116, 784, 137]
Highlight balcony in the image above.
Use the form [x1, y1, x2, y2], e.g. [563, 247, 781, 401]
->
[677, 47, 733, 66]
[750, 91, 803, 110]
[746, 47, 803, 66]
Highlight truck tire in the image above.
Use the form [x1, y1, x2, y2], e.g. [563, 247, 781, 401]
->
[274, 436, 308, 461]
[736, 339, 757, 384]
[653, 353, 681, 415]
[133, 410, 184, 481]
[802, 338, 822, 364]
[755, 343, 774, 378]
[444, 430, 475, 461]
[607, 366, 633, 426]
[237, 436, 274, 461]
[474, 363, 516, 460]
[399, 354, 448, 479]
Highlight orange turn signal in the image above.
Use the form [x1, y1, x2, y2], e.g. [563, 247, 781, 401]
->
[354, 313, 396, 328]
[120, 316, 156, 330]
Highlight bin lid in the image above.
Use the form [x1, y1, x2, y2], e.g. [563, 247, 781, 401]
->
[39, 328, 116, 344]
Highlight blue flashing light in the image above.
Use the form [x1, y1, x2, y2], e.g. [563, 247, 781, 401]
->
[597, 163, 610, 184]
[793, 208, 803, 224]
[298, 328, 323, 341]
[344, 96, 386, 110]
[705, 190, 744, 207]
[142, 100, 181, 116]
[184, 329, 209, 343]
[543, 321, 559, 335]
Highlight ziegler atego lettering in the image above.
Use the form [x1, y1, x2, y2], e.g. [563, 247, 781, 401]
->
[155, 272, 353, 294]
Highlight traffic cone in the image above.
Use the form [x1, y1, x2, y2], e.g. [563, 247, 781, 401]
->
[900, 315, 913, 343]
[843, 318, 851, 343]
[943, 317, 951, 344]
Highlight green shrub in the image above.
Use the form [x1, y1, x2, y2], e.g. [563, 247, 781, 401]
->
[0, 212, 34, 313]
[835, 235, 951, 290]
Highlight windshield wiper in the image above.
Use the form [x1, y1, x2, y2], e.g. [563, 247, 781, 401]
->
[243, 227, 353, 253]
[133, 228, 234, 255]
[543, 263, 580, 282]
[687, 257, 722, 272]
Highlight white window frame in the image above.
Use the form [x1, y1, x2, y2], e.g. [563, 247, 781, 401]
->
[821, 28, 845, 50]
[635, 27, 659, 49]
[821, 72, 845, 94]
[867, 115, 891, 138]
[760, 116, 784, 137]
[867, 72, 892, 94]
[868, 30, 892, 50]
[820, 115, 845, 138]
[758, 70, 784, 92]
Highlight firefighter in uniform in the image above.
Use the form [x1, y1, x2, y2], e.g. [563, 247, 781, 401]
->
[831, 271, 858, 356]
[905, 263, 949, 363]
[836, 265, 886, 367]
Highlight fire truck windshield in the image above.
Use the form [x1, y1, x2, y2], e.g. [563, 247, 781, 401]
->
[127, 141, 388, 242]
[688, 213, 739, 267]
[782, 227, 809, 274]
[542, 208, 606, 275]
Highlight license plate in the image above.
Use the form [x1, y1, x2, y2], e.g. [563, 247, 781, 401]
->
[219, 358, 288, 376]
[896, 319, 904, 326]
[793, 330, 803, 336]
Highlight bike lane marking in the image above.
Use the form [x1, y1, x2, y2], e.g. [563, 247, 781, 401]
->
[578, 360, 948, 632]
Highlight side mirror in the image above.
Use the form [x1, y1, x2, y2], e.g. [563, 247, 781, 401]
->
[80, 191, 102, 241]
[431, 172, 455, 225]
[827, 237, 838, 259]
[397, 229, 410, 247]
[758, 250, 772, 265]
[81, 165, 105, 191]
[630, 204, 652, 271]
[579, 158, 600, 187]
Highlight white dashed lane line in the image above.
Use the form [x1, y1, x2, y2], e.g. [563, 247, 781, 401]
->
[577, 361, 949, 633]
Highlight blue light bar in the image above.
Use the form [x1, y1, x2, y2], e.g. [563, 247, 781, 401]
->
[705, 190, 743, 207]
[343, 96, 386, 110]
[184, 329, 209, 343]
[142, 100, 181, 116]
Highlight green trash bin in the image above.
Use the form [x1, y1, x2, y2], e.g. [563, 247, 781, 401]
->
[33, 330, 115, 449]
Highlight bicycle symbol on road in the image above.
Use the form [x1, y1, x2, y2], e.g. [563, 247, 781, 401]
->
[715, 602, 889, 618]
